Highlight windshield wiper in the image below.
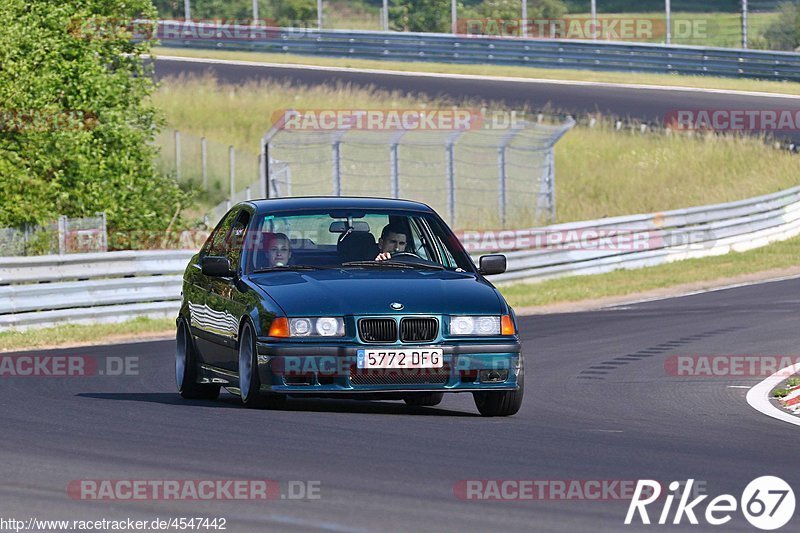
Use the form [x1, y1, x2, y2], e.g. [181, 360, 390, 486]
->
[340, 261, 407, 268]
[251, 265, 322, 273]
[340, 261, 444, 270]
[383, 260, 444, 270]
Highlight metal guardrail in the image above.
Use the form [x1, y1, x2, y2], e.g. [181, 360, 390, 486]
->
[0, 251, 194, 330]
[477, 186, 800, 284]
[155, 22, 800, 81]
[1, 186, 799, 329]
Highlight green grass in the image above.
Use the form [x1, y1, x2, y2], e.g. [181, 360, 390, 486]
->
[324, 0, 381, 30]
[564, 11, 778, 48]
[499, 233, 800, 308]
[0, 317, 174, 352]
[153, 75, 800, 227]
[153, 45, 800, 96]
[555, 124, 800, 222]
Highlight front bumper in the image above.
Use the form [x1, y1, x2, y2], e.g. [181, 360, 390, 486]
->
[255, 341, 522, 394]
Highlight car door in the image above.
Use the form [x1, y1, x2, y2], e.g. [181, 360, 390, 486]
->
[191, 207, 251, 372]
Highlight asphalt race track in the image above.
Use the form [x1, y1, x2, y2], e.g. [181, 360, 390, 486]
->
[154, 57, 800, 143]
[2, 277, 799, 531]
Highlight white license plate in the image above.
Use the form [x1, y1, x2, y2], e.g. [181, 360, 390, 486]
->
[357, 348, 443, 369]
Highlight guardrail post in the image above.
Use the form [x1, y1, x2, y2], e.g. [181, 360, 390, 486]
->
[246, 186, 252, 200]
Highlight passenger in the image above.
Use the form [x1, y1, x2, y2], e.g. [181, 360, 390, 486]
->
[375, 224, 407, 261]
[265, 232, 292, 267]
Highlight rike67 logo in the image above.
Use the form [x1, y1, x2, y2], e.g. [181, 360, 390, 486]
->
[625, 477, 795, 530]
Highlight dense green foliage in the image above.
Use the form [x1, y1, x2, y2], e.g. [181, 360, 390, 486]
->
[0, 0, 188, 232]
[389, 0, 567, 32]
[563, 0, 742, 13]
[153, 0, 317, 25]
[762, 1, 800, 50]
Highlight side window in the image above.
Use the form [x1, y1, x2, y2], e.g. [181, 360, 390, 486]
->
[224, 211, 251, 273]
[204, 209, 240, 257]
[408, 218, 439, 264]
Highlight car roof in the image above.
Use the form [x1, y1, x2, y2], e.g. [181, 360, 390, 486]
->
[246, 196, 436, 215]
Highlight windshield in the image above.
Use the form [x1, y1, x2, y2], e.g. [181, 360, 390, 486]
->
[243, 210, 474, 274]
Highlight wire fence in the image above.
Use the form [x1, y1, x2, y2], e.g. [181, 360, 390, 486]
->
[152, 0, 795, 50]
[0, 214, 107, 257]
[262, 112, 575, 230]
[155, 113, 574, 230]
[155, 128, 260, 207]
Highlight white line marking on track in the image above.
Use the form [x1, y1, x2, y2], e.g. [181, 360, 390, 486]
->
[746, 362, 800, 427]
[156, 55, 800, 100]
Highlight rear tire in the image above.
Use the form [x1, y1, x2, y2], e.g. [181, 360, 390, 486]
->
[176, 319, 220, 400]
[403, 392, 444, 407]
[472, 363, 524, 417]
[238, 321, 286, 410]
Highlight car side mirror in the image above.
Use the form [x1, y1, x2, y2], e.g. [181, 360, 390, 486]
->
[479, 254, 506, 275]
[201, 256, 235, 277]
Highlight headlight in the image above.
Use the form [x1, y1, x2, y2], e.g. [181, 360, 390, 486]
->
[289, 317, 345, 337]
[450, 316, 501, 336]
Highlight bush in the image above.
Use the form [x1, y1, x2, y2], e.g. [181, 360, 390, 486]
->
[390, 0, 451, 32]
[763, 2, 800, 51]
[274, 0, 317, 25]
[390, 0, 567, 32]
[0, 0, 190, 234]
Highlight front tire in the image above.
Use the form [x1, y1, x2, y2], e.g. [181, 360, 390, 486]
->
[238, 321, 286, 409]
[176, 318, 220, 400]
[472, 364, 524, 417]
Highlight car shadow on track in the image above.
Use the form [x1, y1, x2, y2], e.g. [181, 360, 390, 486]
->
[76, 392, 480, 416]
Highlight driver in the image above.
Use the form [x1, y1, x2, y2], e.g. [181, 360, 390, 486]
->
[375, 224, 407, 261]
[265, 232, 292, 267]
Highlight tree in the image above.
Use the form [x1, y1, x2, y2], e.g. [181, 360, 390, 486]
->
[0, 0, 189, 236]
[390, 0, 567, 33]
[390, 0, 450, 33]
[762, 2, 800, 51]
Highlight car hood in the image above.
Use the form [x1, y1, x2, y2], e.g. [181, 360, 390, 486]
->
[251, 269, 504, 316]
